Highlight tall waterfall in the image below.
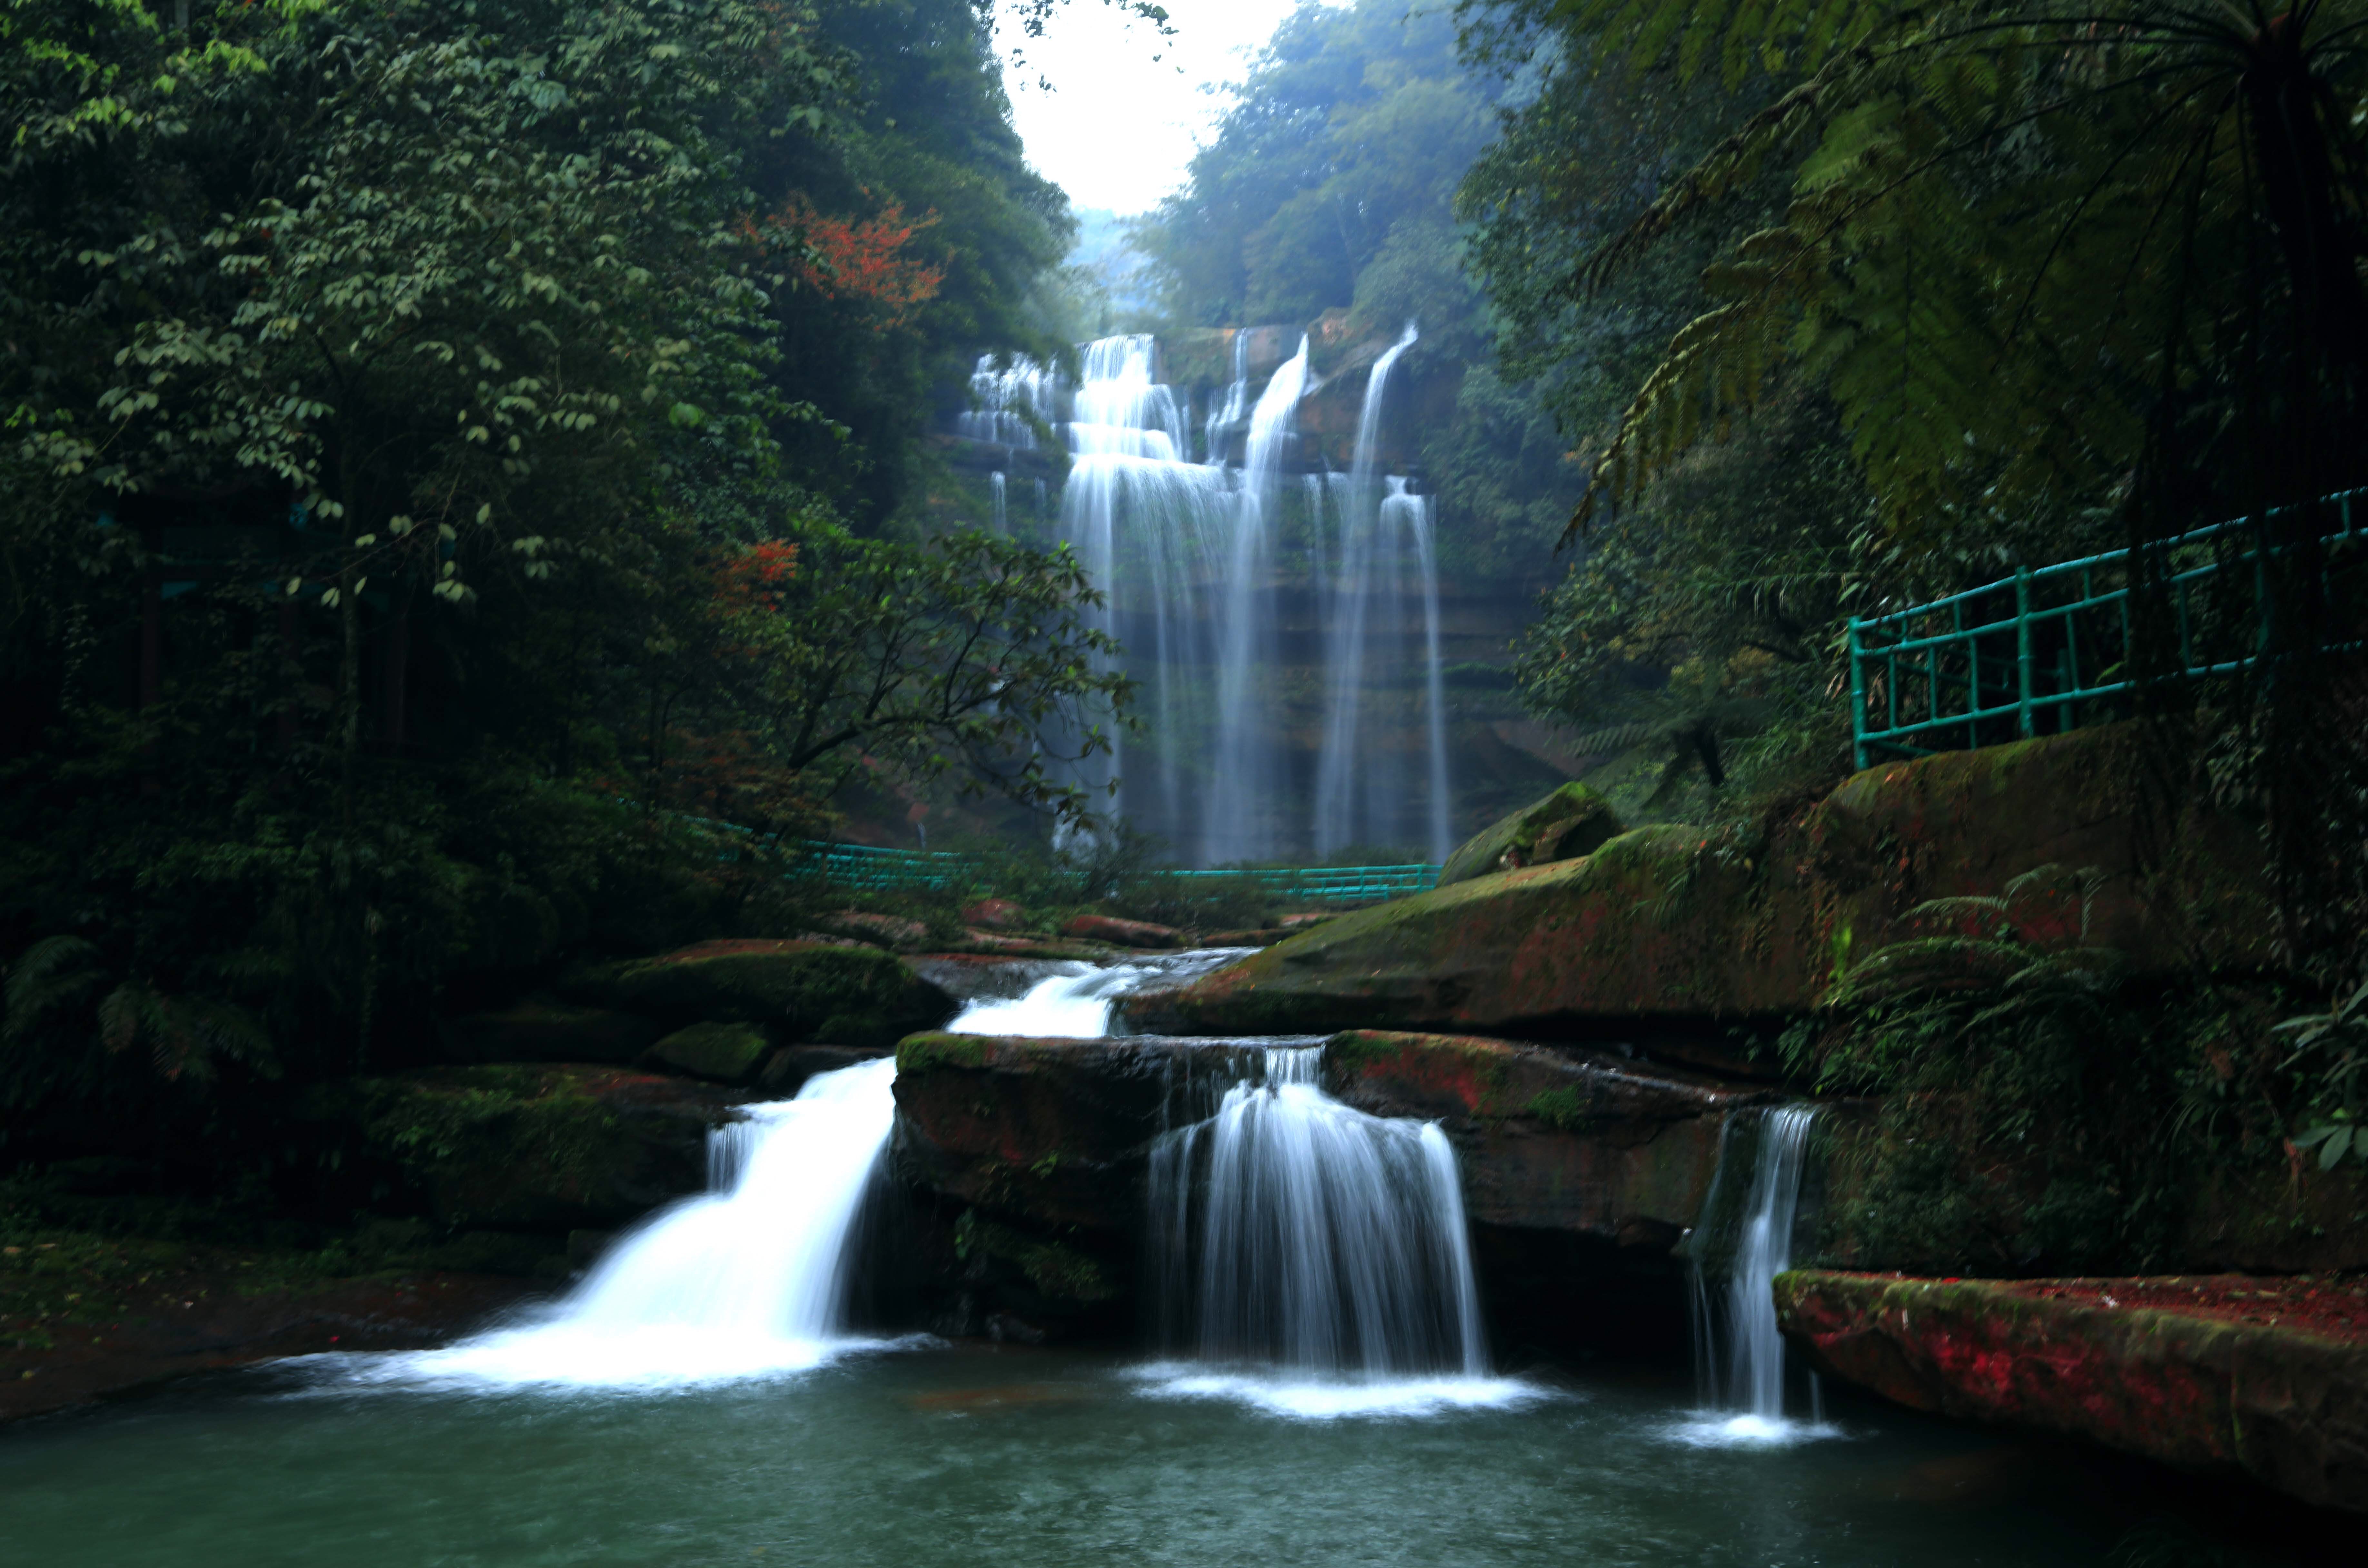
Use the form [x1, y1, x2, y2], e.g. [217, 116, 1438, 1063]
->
[1687, 1104, 1830, 1440]
[1312, 324, 1452, 861]
[348, 1060, 905, 1390]
[963, 328, 1453, 863]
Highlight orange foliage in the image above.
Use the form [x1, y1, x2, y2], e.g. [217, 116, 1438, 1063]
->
[713, 539, 799, 614]
[748, 193, 946, 330]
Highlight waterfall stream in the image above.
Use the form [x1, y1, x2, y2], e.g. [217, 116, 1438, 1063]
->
[963, 329, 1451, 863]
[349, 1059, 907, 1391]
[1685, 1104, 1833, 1443]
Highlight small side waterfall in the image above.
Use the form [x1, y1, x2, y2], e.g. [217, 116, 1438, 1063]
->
[357, 1060, 904, 1390]
[1149, 1046, 1485, 1377]
[1686, 1104, 1829, 1440]
[988, 470, 1006, 534]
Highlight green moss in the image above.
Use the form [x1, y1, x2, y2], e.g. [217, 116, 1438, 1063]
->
[1439, 782, 1624, 887]
[952, 1210, 1116, 1303]
[613, 941, 952, 1044]
[895, 1032, 990, 1074]
[356, 1067, 625, 1222]
[1524, 1087, 1595, 1131]
[644, 1021, 771, 1083]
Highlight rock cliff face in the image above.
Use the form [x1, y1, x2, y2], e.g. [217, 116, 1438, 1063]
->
[1122, 724, 2275, 1041]
[1775, 1270, 2368, 1514]
[885, 1027, 1767, 1347]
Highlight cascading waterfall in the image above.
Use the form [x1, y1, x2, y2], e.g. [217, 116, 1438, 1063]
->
[963, 326, 1452, 863]
[1148, 1047, 1486, 1378]
[1687, 1104, 1827, 1438]
[1200, 334, 1309, 863]
[1311, 323, 1451, 861]
[353, 1059, 904, 1390]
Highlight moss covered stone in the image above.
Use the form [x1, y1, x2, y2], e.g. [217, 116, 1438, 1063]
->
[611, 939, 954, 1047]
[642, 1021, 772, 1083]
[350, 1065, 746, 1230]
[1125, 724, 2280, 1038]
[1438, 782, 1624, 887]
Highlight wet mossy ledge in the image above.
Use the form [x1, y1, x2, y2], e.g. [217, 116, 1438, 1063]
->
[1121, 724, 2278, 1059]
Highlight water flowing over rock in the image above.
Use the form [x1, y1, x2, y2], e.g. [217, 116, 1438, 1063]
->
[1148, 1045, 1486, 1375]
[1689, 1105, 1824, 1434]
[360, 1059, 904, 1388]
[961, 330, 1451, 862]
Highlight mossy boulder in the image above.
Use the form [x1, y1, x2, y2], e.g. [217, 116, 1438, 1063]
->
[891, 1034, 1259, 1230]
[1438, 782, 1624, 887]
[607, 939, 954, 1047]
[346, 1065, 748, 1230]
[1125, 724, 2279, 1039]
[641, 1021, 773, 1084]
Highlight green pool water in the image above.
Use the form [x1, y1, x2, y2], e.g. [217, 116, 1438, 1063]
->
[0, 1342, 2190, 1566]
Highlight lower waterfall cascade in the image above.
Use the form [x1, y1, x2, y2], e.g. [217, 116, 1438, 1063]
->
[1147, 1047, 1486, 1377]
[346, 1058, 906, 1391]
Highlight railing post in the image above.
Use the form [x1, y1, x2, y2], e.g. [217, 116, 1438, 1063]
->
[1848, 618, 1868, 769]
[2015, 567, 2035, 738]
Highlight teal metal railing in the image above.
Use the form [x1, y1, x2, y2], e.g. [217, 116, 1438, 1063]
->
[1849, 492, 2367, 768]
[792, 841, 1439, 904]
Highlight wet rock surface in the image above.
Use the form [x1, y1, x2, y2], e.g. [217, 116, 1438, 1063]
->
[2, 1241, 535, 1425]
[1323, 1030, 1772, 1239]
[889, 1034, 1263, 1231]
[1775, 1268, 2368, 1513]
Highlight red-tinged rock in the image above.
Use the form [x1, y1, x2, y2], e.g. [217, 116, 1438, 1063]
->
[1122, 724, 2277, 1038]
[963, 898, 1027, 931]
[1199, 929, 1282, 947]
[1774, 1269, 2368, 1513]
[1061, 914, 1182, 949]
[890, 1033, 1259, 1230]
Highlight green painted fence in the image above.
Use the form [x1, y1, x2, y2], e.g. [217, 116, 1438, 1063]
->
[795, 841, 1439, 905]
[1850, 491, 2366, 768]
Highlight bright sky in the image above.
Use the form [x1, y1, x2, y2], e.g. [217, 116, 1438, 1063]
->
[997, 0, 1323, 215]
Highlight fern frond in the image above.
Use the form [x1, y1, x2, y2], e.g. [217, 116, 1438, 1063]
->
[1560, 0, 1901, 88]
[3, 936, 104, 1040]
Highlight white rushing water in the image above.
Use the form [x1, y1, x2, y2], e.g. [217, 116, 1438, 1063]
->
[959, 328, 1451, 863]
[338, 1059, 907, 1392]
[1681, 1104, 1835, 1445]
[1311, 323, 1452, 861]
[1139, 1045, 1531, 1417]
[940, 949, 1247, 1037]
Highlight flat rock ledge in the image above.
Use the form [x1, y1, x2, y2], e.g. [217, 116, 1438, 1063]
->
[1775, 1269, 2368, 1514]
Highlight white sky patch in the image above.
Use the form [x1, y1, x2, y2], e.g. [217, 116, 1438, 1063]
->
[997, 0, 1330, 215]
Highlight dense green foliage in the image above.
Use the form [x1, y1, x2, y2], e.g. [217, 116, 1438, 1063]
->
[0, 0, 1123, 1164]
[1129, 0, 1580, 580]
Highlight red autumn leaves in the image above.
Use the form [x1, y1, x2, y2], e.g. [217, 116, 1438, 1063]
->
[742, 193, 946, 331]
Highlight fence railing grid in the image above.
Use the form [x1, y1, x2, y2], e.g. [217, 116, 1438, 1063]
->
[795, 841, 1439, 904]
[1849, 491, 2366, 768]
